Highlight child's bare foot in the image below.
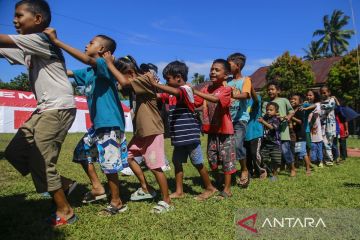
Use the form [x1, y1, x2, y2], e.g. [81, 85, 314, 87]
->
[290, 169, 296, 177]
[194, 188, 218, 201]
[170, 192, 185, 199]
[306, 170, 311, 176]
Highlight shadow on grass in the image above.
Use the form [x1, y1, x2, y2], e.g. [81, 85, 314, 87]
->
[0, 193, 65, 240]
[343, 182, 360, 189]
[0, 151, 5, 160]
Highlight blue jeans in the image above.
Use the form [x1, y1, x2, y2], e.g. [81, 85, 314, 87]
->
[233, 121, 247, 160]
[281, 141, 294, 164]
[310, 142, 323, 163]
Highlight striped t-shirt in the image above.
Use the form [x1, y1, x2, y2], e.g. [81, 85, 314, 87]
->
[160, 85, 200, 146]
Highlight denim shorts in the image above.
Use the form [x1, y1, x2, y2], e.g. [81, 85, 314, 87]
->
[233, 120, 247, 160]
[310, 141, 323, 163]
[172, 143, 203, 165]
[294, 141, 307, 159]
[281, 141, 294, 164]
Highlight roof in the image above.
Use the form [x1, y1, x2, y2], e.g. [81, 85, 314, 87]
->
[250, 56, 342, 90]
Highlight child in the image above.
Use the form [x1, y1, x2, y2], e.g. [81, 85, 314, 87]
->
[290, 94, 311, 176]
[193, 59, 235, 199]
[258, 102, 282, 177]
[0, 0, 77, 226]
[44, 29, 128, 215]
[150, 60, 218, 200]
[335, 105, 349, 162]
[306, 90, 324, 167]
[245, 85, 266, 179]
[104, 53, 173, 213]
[267, 81, 296, 176]
[320, 86, 337, 166]
[226, 53, 251, 188]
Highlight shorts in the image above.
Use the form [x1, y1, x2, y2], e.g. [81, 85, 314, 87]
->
[127, 134, 165, 170]
[73, 126, 128, 174]
[5, 108, 76, 193]
[261, 143, 282, 168]
[233, 121, 247, 160]
[294, 141, 307, 160]
[310, 141, 323, 163]
[207, 134, 236, 175]
[172, 143, 203, 165]
[281, 141, 294, 164]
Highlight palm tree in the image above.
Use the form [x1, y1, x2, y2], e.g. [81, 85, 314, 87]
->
[313, 10, 354, 56]
[303, 41, 323, 60]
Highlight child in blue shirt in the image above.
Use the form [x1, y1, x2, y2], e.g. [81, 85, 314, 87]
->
[44, 28, 128, 215]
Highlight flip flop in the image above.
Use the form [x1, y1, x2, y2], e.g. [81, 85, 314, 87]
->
[99, 204, 128, 216]
[237, 173, 250, 189]
[150, 201, 174, 214]
[82, 191, 107, 203]
[47, 213, 78, 227]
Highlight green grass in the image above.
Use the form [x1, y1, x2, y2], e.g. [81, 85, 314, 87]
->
[0, 134, 359, 240]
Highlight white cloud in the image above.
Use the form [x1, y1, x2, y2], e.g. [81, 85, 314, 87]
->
[243, 58, 275, 75]
[151, 19, 201, 37]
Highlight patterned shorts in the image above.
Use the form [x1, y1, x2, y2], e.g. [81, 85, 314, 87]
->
[73, 126, 128, 174]
[207, 134, 236, 175]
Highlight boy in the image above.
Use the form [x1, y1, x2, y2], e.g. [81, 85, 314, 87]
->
[267, 82, 296, 176]
[150, 60, 218, 200]
[290, 94, 311, 176]
[44, 28, 128, 215]
[226, 53, 251, 188]
[0, 0, 76, 226]
[320, 86, 337, 166]
[193, 59, 235, 199]
[104, 53, 173, 213]
[258, 102, 282, 177]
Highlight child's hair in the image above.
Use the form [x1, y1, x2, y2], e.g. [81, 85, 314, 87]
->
[162, 60, 188, 82]
[267, 81, 280, 90]
[320, 85, 330, 93]
[307, 89, 321, 103]
[115, 55, 141, 75]
[266, 102, 279, 112]
[96, 35, 116, 54]
[291, 93, 304, 103]
[227, 52, 246, 70]
[213, 59, 231, 74]
[140, 63, 158, 74]
[16, 0, 51, 28]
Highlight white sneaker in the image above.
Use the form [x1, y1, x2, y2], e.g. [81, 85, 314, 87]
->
[318, 162, 324, 168]
[161, 164, 171, 172]
[325, 161, 334, 166]
[121, 167, 135, 176]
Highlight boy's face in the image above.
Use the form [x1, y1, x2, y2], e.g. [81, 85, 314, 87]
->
[13, 4, 42, 34]
[320, 88, 330, 100]
[228, 61, 239, 75]
[85, 37, 105, 57]
[290, 96, 300, 108]
[210, 63, 227, 84]
[267, 85, 279, 99]
[165, 74, 182, 88]
[266, 105, 277, 117]
[306, 91, 314, 102]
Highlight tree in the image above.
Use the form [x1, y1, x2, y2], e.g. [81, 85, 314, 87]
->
[0, 73, 31, 91]
[191, 73, 205, 85]
[303, 41, 323, 60]
[313, 10, 354, 56]
[265, 52, 315, 97]
[327, 45, 360, 107]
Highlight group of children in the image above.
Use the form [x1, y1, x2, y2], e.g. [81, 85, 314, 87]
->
[0, 0, 349, 227]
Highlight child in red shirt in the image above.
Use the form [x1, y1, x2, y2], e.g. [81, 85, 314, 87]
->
[193, 59, 235, 199]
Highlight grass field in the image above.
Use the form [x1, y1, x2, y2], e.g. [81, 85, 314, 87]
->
[0, 133, 359, 240]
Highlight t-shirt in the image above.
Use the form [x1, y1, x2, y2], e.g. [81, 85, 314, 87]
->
[0, 33, 75, 111]
[302, 102, 312, 133]
[130, 75, 164, 137]
[262, 115, 281, 146]
[226, 77, 251, 122]
[308, 103, 323, 142]
[245, 96, 263, 141]
[292, 110, 306, 142]
[320, 97, 336, 136]
[195, 84, 233, 134]
[160, 85, 200, 146]
[72, 58, 125, 131]
[271, 97, 294, 141]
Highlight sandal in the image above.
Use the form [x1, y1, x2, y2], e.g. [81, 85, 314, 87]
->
[99, 204, 128, 216]
[47, 213, 78, 227]
[237, 172, 250, 188]
[150, 201, 174, 214]
[130, 188, 156, 201]
[216, 191, 232, 200]
[82, 191, 107, 203]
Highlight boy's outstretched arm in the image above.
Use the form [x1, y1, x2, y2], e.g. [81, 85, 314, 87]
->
[231, 90, 250, 100]
[0, 35, 17, 48]
[148, 77, 180, 97]
[43, 28, 96, 67]
[258, 117, 274, 130]
[193, 89, 219, 103]
[103, 52, 131, 88]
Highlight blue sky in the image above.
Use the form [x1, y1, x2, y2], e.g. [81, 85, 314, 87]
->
[0, 0, 359, 82]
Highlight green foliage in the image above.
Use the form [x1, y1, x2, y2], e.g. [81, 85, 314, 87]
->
[303, 41, 323, 60]
[327, 46, 360, 106]
[313, 10, 354, 56]
[0, 73, 31, 91]
[265, 52, 315, 97]
[191, 73, 205, 85]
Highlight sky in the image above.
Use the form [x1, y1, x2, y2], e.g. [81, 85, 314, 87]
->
[0, 0, 359, 83]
